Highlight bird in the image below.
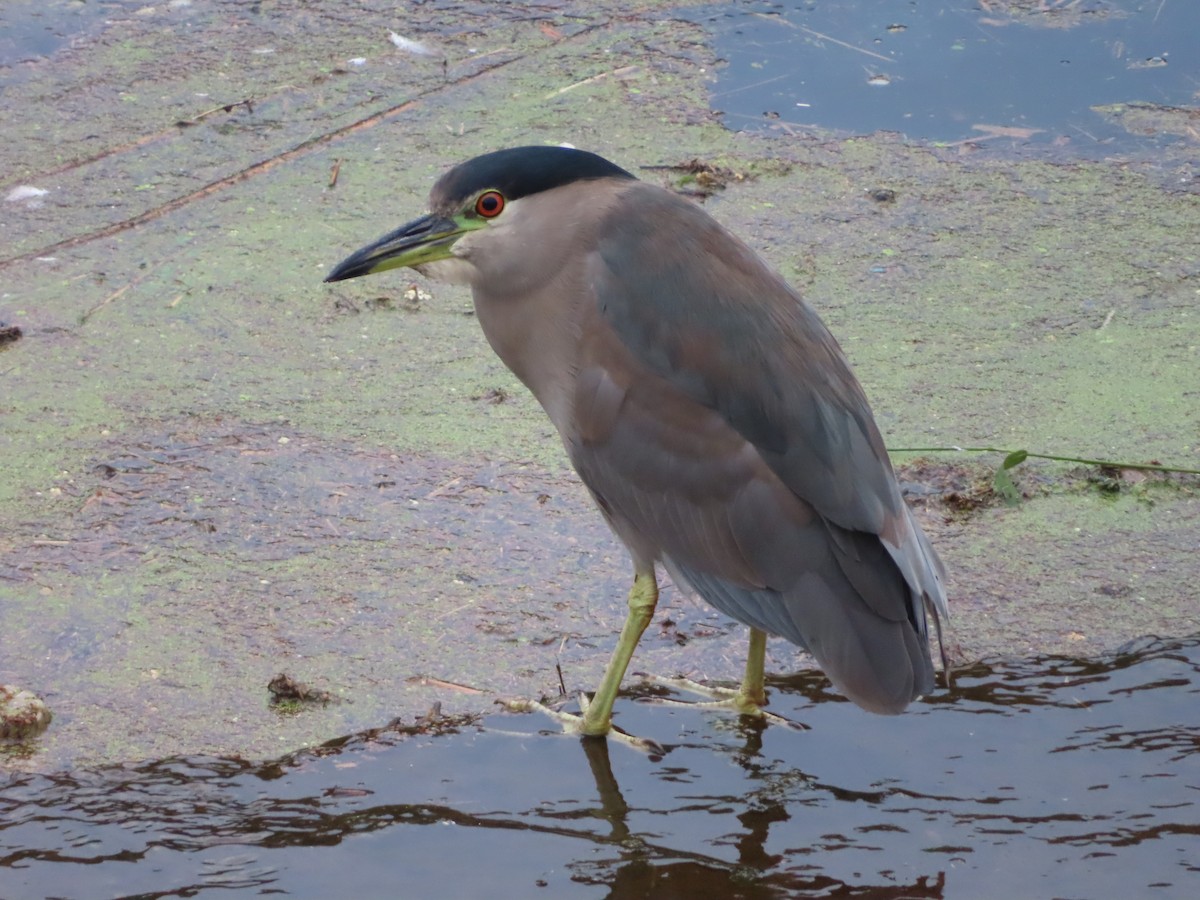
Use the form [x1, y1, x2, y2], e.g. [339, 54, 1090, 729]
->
[325, 145, 948, 741]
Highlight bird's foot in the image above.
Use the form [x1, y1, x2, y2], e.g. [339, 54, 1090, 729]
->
[639, 674, 808, 731]
[498, 693, 665, 754]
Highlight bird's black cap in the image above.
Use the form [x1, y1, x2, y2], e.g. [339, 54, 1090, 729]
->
[431, 146, 636, 208]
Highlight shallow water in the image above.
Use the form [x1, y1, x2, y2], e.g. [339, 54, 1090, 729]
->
[3, 636, 1197, 898]
[692, 0, 1200, 154]
[0, 0, 140, 71]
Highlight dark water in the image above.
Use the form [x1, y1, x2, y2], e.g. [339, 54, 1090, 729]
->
[692, 0, 1200, 153]
[0, 0, 140, 70]
[3, 637, 1198, 899]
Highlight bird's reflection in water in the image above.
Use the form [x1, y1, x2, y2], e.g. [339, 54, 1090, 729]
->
[1, 637, 1196, 899]
[568, 717, 946, 898]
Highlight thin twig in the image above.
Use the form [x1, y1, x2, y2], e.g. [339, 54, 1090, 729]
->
[752, 14, 892, 63]
[79, 284, 131, 325]
[175, 97, 257, 127]
[797, 24, 892, 62]
[545, 65, 639, 99]
[891, 445, 1200, 476]
[405, 676, 486, 695]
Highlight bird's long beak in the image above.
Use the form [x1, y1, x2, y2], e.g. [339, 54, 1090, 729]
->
[324, 213, 475, 282]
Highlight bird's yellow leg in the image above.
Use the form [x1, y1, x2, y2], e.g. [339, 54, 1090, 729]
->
[578, 569, 659, 735]
[738, 627, 768, 709]
[501, 569, 660, 749]
[649, 627, 768, 714]
[644, 627, 807, 730]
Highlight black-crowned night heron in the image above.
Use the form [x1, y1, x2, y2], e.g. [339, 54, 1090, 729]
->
[326, 146, 948, 741]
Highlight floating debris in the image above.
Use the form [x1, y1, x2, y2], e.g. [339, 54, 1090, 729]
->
[641, 158, 750, 198]
[402, 285, 431, 310]
[268, 673, 335, 706]
[1128, 55, 1168, 69]
[389, 31, 437, 57]
[5, 185, 48, 204]
[1092, 101, 1200, 139]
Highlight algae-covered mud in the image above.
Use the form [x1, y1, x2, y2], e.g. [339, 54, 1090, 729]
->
[1, 0, 1197, 772]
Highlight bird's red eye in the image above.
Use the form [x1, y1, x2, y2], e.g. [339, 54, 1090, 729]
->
[475, 190, 505, 218]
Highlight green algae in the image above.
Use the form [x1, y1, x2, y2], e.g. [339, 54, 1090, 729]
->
[1, 0, 1197, 770]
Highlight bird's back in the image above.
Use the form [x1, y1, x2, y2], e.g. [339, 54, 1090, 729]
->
[562, 182, 947, 712]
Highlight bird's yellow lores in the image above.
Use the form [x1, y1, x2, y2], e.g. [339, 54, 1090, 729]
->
[327, 146, 948, 743]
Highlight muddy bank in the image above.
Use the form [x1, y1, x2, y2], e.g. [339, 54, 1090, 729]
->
[1, 0, 1196, 769]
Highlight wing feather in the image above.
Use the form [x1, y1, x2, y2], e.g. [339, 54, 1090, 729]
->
[561, 183, 946, 711]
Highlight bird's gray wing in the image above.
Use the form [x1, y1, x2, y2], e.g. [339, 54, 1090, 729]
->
[565, 184, 945, 710]
[588, 184, 903, 537]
